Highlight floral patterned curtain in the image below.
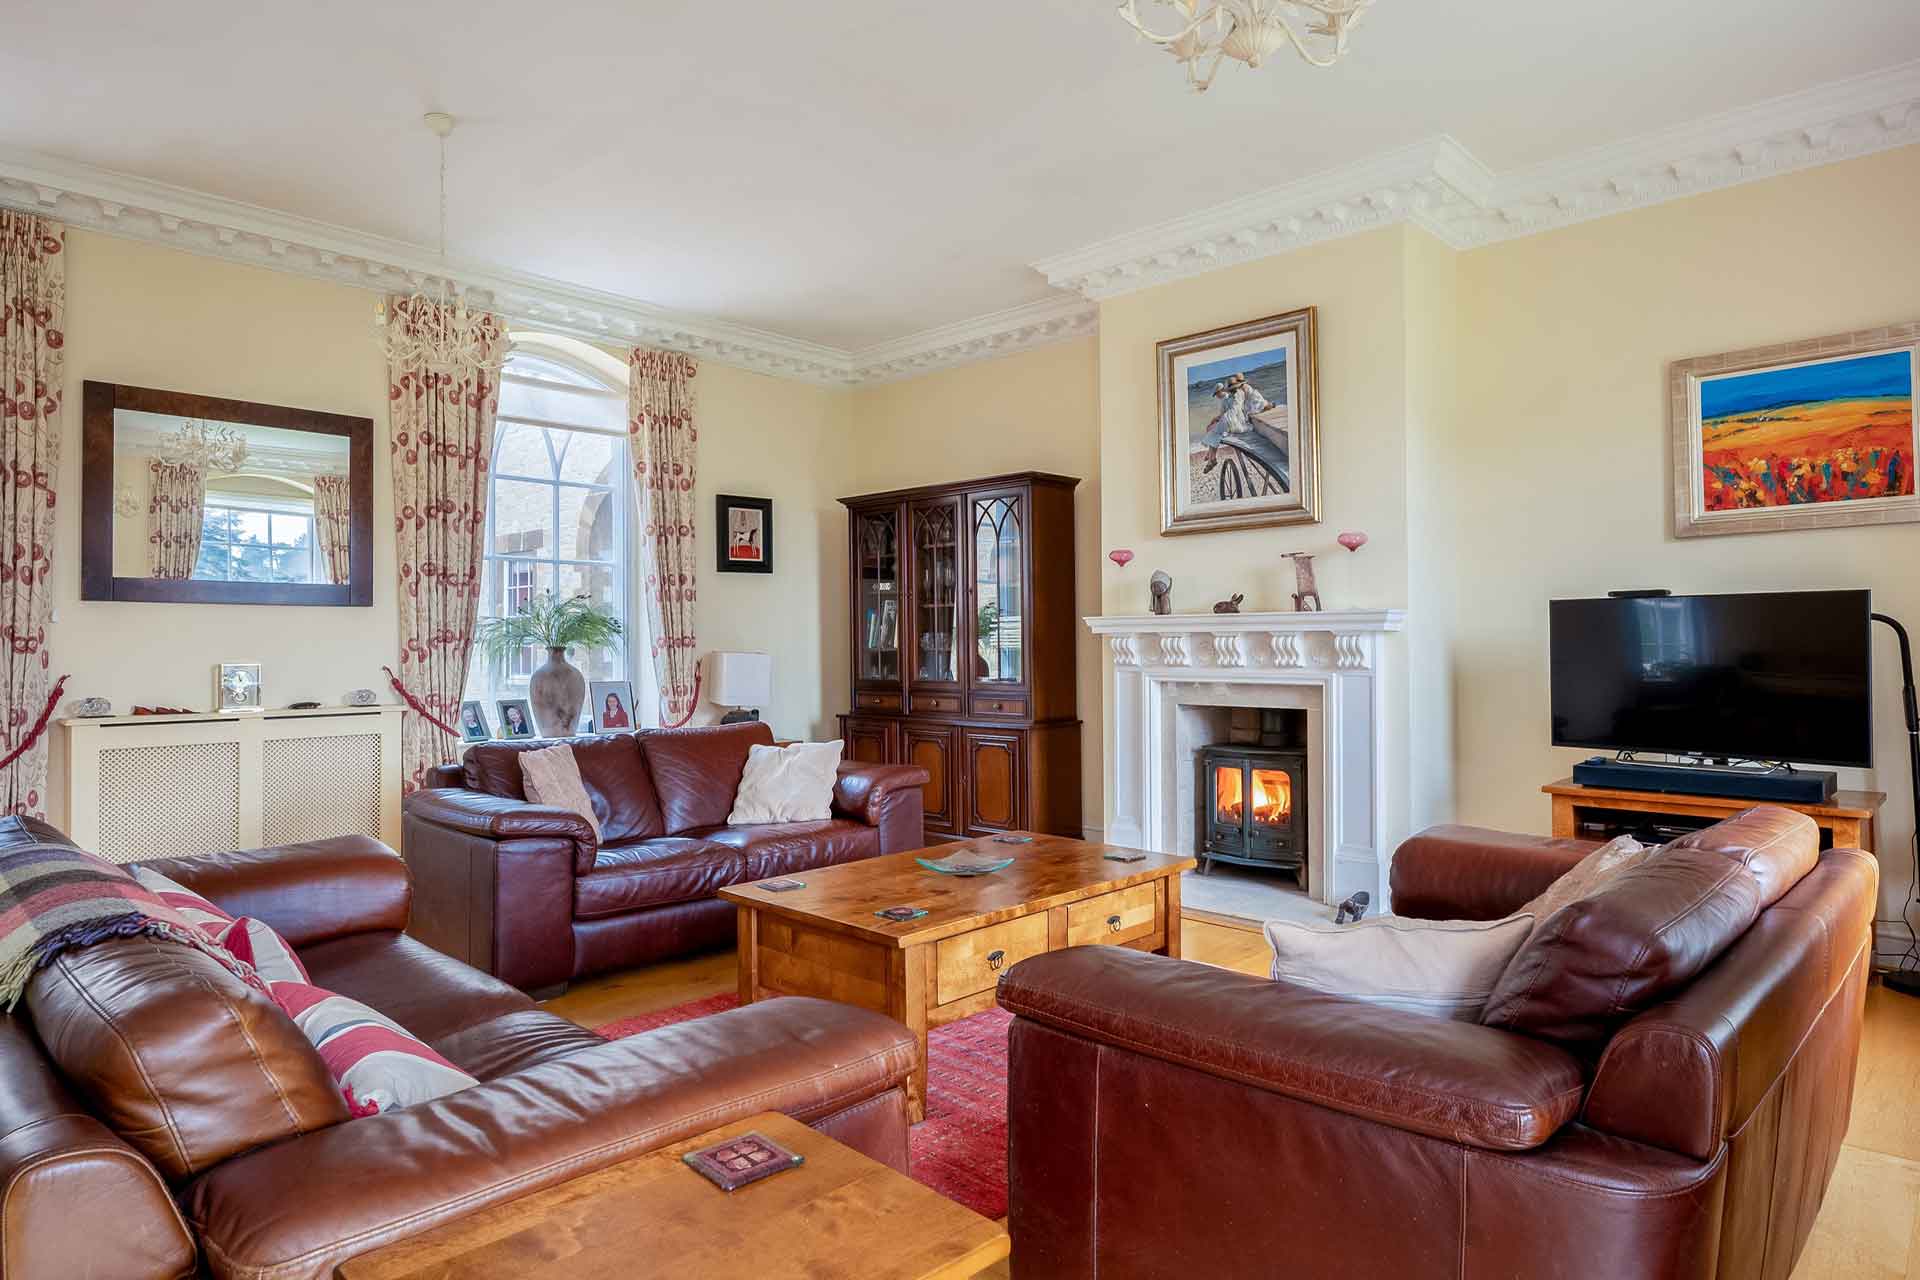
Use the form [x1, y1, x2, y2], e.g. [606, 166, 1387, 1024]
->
[628, 348, 700, 725]
[145, 458, 204, 579]
[386, 296, 507, 792]
[0, 213, 64, 818]
[313, 473, 351, 585]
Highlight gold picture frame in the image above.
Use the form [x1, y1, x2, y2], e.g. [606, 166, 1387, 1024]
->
[1159, 306, 1321, 535]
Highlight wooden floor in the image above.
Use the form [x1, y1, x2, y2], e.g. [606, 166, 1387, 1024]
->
[547, 918, 1915, 1279]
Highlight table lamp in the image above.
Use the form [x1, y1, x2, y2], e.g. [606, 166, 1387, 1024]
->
[707, 651, 772, 724]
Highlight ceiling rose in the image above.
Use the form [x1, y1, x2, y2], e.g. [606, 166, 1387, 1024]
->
[1117, 0, 1375, 91]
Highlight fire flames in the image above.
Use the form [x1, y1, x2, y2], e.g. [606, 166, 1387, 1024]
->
[1215, 767, 1292, 826]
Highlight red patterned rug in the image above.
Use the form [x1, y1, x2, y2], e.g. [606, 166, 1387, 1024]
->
[597, 994, 1010, 1219]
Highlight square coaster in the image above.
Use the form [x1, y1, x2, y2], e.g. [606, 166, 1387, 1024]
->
[683, 1131, 805, 1191]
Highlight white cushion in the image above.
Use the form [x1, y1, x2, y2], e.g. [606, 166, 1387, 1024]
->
[728, 740, 844, 824]
[517, 744, 603, 841]
[1264, 913, 1536, 1021]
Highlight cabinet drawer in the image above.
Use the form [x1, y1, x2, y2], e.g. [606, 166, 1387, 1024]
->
[1065, 884, 1159, 948]
[854, 691, 902, 712]
[970, 694, 1028, 718]
[935, 913, 1050, 1005]
[912, 693, 962, 714]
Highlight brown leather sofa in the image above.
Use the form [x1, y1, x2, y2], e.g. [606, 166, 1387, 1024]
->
[403, 721, 930, 995]
[0, 814, 915, 1280]
[999, 808, 1876, 1279]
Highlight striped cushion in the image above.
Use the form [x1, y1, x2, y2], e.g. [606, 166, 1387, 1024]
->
[128, 867, 235, 935]
[213, 916, 310, 986]
[271, 981, 477, 1116]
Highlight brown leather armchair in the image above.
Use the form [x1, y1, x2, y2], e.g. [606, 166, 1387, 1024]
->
[0, 816, 915, 1280]
[403, 721, 930, 994]
[999, 811, 1876, 1279]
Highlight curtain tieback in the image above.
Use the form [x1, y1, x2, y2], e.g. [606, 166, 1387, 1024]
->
[381, 666, 463, 738]
[0, 675, 69, 773]
[660, 668, 703, 730]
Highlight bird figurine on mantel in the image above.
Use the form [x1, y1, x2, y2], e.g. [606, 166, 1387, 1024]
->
[1283, 552, 1322, 612]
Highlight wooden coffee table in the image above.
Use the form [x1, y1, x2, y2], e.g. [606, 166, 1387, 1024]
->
[336, 1111, 1008, 1279]
[721, 833, 1195, 1122]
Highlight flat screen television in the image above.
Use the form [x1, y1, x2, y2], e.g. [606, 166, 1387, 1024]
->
[1549, 590, 1872, 768]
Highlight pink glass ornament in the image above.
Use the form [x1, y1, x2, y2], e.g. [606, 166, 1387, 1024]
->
[1108, 549, 1136, 568]
[1336, 531, 1369, 553]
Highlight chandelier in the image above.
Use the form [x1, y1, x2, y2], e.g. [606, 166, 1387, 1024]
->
[374, 112, 498, 367]
[159, 419, 249, 473]
[1117, 0, 1375, 91]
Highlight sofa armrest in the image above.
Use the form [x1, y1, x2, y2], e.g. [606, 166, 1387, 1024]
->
[998, 946, 1584, 1152]
[182, 997, 915, 1280]
[833, 762, 930, 853]
[1389, 824, 1600, 921]
[140, 836, 410, 948]
[405, 787, 597, 873]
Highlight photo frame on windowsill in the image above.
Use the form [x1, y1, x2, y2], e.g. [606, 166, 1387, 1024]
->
[717, 494, 773, 574]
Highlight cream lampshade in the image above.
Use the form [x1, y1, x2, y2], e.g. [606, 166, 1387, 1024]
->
[707, 651, 772, 724]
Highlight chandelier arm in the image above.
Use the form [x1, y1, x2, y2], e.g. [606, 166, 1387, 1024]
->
[1115, 0, 1217, 49]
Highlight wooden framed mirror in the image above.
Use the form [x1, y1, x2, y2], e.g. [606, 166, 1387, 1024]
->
[81, 381, 374, 606]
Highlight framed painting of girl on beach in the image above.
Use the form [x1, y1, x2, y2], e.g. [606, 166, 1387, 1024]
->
[1158, 306, 1320, 535]
[1672, 322, 1920, 538]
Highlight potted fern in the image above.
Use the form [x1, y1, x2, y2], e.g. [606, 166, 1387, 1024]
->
[475, 592, 623, 736]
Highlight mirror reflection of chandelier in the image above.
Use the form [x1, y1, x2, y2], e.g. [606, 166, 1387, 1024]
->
[160, 419, 249, 473]
[373, 112, 498, 368]
[1116, 0, 1374, 91]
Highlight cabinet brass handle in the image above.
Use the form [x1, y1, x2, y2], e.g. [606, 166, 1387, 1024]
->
[1107, 914, 1123, 932]
[987, 949, 1007, 971]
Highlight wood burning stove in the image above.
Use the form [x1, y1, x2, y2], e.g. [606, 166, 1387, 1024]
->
[1196, 742, 1308, 886]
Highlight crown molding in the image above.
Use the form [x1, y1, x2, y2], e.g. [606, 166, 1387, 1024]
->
[0, 147, 860, 386]
[1033, 60, 1920, 299]
[846, 294, 1098, 384]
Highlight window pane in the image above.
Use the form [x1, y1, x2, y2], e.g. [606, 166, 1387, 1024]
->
[231, 542, 275, 580]
[558, 563, 624, 684]
[201, 508, 230, 544]
[557, 431, 620, 484]
[193, 542, 227, 579]
[558, 486, 617, 561]
[232, 510, 271, 547]
[493, 422, 554, 481]
[491, 479, 554, 556]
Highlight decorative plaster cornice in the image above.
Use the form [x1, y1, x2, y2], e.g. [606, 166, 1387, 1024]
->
[847, 295, 1098, 384]
[0, 147, 859, 385]
[1033, 60, 1920, 300]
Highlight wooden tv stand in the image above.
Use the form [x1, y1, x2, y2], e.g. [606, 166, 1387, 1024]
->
[1544, 777, 1884, 854]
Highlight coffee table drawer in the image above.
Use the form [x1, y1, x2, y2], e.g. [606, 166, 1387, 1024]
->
[1066, 884, 1159, 947]
[935, 914, 1050, 1005]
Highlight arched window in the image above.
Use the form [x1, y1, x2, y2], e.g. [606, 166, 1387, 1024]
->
[463, 337, 656, 730]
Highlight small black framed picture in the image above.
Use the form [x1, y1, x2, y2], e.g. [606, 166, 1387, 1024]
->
[716, 495, 773, 574]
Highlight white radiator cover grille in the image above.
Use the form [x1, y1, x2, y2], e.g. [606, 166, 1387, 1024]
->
[262, 734, 383, 846]
[97, 742, 243, 862]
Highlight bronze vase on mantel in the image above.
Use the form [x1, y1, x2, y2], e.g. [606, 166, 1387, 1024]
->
[529, 647, 587, 736]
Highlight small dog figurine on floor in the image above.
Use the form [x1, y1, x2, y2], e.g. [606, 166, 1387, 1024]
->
[1334, 890, 1371, 925]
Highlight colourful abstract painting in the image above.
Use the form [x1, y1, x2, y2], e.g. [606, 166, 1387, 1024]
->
[1698, 350, 1914, 511]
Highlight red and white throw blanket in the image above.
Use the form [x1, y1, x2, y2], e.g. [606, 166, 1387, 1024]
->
[0, 842, 255, 1007]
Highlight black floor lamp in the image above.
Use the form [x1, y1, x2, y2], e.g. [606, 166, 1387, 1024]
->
[1872, 613, 1920, 999]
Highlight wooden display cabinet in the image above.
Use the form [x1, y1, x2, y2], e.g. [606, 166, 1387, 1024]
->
[838, 471, 1082, 839]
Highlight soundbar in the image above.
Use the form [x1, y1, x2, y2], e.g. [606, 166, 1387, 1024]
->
[1571, 757, 1838, 804]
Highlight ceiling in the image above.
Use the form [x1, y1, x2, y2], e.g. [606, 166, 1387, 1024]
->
[6, 2, 1919, 351]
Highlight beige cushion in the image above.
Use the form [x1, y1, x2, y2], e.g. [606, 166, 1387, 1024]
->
[1517, 834, 1649, 935]
[518, 745, 602, 841]
[728, 740, 844, 824]
[1264, 913, 1537, 1021]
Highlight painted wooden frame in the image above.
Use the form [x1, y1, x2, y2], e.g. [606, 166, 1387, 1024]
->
[1158, 306, 1321, 535]
[81, 380, 375, 604]
[1670, 321, 1920, 538]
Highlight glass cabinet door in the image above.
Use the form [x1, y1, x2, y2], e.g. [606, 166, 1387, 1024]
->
[911, 499, 960, 683]
[972, 492, 1025, 683]
[855, 507, 901, 684]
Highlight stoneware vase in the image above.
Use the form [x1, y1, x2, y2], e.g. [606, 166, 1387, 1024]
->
[529, 647, 586, 736]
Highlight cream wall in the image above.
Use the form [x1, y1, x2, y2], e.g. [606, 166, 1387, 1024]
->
[1446, 145, 1920, 924]
[847, 338, 1102, 826]
[46, 230, 853, 827]
[1096, 227, 1422, 858]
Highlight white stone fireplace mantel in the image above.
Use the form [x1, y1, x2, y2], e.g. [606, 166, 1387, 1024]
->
[1087, 611, 1406, 906]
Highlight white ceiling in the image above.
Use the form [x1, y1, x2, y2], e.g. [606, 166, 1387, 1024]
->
[6, 2, 1919, 351]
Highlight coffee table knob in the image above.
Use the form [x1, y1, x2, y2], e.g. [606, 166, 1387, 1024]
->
[987, 949, 1007, 971]
[1107, 914, 1123, 932]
